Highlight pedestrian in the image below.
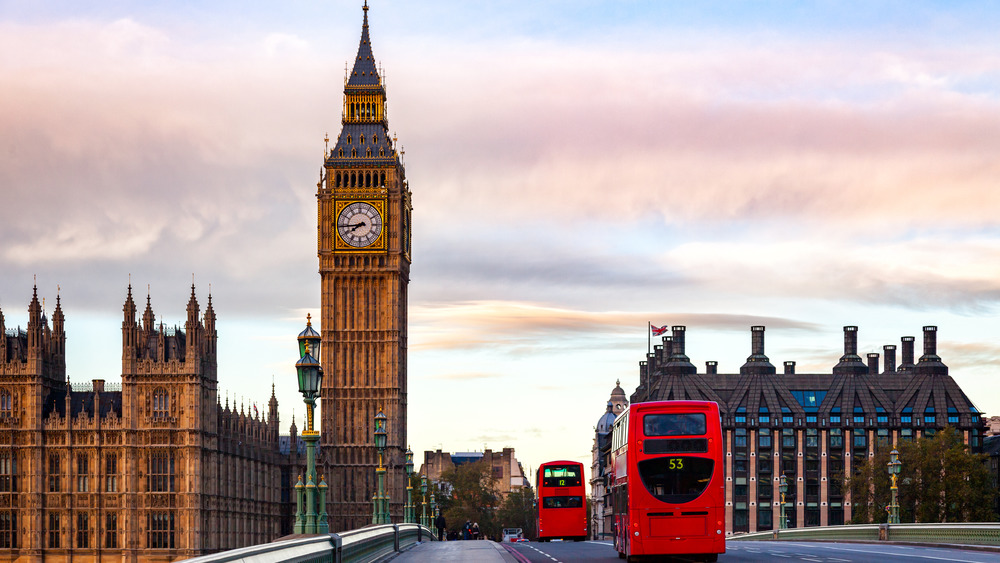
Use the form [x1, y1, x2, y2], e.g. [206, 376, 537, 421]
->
[463, 520, 471, 540]
[472, 522, 480, 540]
[435, 513, 446, 541]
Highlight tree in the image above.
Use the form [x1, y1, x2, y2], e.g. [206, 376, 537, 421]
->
[438, 461, 501, 539]
[496, 487, 537, 539]
[847, 427, 997, 524]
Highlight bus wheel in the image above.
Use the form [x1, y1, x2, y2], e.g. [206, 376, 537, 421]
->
[617, 551, 625, 560]
[703, 555, 718, 562]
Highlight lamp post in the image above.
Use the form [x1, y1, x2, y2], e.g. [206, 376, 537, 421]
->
[888, 449, 901, 524]
[404, 447, 415, 523]
[294, 314, 326, 534]
[779, 473, 788, 530]
[430, 490, 437, 525]
[372, 408, 391, 524]
[420, 474, 429, 527]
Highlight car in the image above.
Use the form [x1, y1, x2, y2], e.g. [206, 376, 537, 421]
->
[502, 528, 525, 542]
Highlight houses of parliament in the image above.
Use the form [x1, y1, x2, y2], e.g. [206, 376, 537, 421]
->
[0, 2, 412, 561]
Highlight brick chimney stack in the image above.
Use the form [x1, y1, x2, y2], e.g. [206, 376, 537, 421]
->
[883, 345, 896, 373]
[867, 353, 879, 375]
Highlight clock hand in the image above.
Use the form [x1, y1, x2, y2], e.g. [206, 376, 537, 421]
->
[340, 221, 367, 232]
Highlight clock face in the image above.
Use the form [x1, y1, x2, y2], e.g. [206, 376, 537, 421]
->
[337, 201, 383, 248]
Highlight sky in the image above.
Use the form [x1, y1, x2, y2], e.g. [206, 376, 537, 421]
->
[2, 0, 1000, 487]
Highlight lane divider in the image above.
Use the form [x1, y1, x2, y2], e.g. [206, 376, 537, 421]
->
[501, 543, 533, 563]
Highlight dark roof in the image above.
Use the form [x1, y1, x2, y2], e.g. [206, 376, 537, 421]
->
[279, 435, 317, 456]
[347, 4, 380, 88]
[634, 328, 981, 426]
[329, 123, 395, 166]
[42, 388, 123, 419]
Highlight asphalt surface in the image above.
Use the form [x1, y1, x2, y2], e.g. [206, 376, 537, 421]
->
[499, 539, 1000, 562]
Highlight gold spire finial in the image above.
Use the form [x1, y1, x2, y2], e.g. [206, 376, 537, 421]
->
[306, 313, 312, 327]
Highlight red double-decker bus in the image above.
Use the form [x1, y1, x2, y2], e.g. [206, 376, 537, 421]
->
[535, 460, 587, 542]
[611, 401, 725, 562]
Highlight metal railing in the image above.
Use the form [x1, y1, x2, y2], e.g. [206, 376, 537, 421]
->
[731, 522, 1000, 546]
[181, 523, 436, 563]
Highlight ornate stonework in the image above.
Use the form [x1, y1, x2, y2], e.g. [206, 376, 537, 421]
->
[317, 2, 411, 532]
[0, 285, 294, 562]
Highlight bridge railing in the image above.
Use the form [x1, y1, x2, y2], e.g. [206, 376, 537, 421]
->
[731, 522, 1000, 546]
[182, 523, 436, 563]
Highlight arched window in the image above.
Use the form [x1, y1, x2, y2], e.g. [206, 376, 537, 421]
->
[347, 135, 352, 145]
[0, 390, 11, 417]
[351, 148, 357, 158]
[380, 172, 386, 185]
[335, 172, 341, 187]
[351, 172, 356, 186]
[366, 148, 372, 158]
[152, 388, 169, 418]
[366, 172, 372, 186]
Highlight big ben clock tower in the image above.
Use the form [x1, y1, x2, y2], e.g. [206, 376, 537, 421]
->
[317, 2, 412, 531]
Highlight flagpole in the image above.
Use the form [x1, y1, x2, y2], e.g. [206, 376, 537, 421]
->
[648, 321, 651, 356]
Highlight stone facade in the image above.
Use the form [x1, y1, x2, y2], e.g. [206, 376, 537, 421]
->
[420, 448, 529, 498]
[317, 3, 412, 532]
[0, 285, 303, 563]
[630, 324, 986, 534]
[590, 382, 627, 540]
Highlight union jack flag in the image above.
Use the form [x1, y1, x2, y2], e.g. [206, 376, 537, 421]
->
[651, 324, 668, 336]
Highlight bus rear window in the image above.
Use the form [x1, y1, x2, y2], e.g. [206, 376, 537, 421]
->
[637, 457, 714, 504]
[643, 413, 706, 436]
[542, 465, 581, 487]
[542, 495, 583, 509]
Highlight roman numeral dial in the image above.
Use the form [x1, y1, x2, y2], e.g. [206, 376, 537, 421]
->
[335, 201, 384, 249]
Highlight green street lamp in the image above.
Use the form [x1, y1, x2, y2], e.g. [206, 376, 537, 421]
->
[779, 473, 788, 530]
[372, 408, 391, 524]
[888, 449, 901, 524]
[430, 490, 437, 525]
[420, 474, 429, 527]
[404, 447, 415, 523]
[294, 314, 326, 534]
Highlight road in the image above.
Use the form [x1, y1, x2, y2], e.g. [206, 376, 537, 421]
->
[501, 539, 1000, 562]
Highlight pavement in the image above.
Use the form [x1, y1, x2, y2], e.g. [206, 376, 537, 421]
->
[391, 540, 520, 562]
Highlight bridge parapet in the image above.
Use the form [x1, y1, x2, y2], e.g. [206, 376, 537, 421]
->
[732, 522, 1000, 547]
[183, 523, 436, 563]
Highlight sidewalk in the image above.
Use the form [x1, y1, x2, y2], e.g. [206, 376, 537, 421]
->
[391, 540, 519, 562]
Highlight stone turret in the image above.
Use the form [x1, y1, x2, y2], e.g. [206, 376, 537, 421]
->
[269, 384, 280, 441]
[0, 303, 7, 362]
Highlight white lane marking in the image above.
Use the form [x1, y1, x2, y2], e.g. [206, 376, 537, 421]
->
[526, 545, 561, 562]
[782, 542, 991, 563]
[828, 559, 851, 562]
[799, 558, 823, 562]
